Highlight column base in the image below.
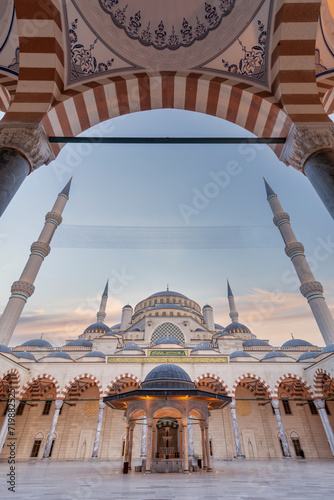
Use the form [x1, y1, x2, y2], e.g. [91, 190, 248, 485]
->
[183, 470, 189, 474]
[145, 470, 152, 474]
[235, 455, 246, 459]
[283, 456, 292, 459]
[42, 457, 50, 460]
[207, 467, 212, 471]
[91, 456, 98, 460]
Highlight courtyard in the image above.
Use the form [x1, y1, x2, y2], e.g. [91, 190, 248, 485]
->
[1, 459, 333, 500]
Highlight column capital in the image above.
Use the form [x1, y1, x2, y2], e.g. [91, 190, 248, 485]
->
[300, 281, 324, 299]
[0, 122, 55, 171]
[314, 399, 326, 410]
[280, 123, 334, 171]
[99, 401, 105, 410]
[181, 418, 188, 427]
[147, 418, 153, 427]
[55, 400, 63, 410]
[229, 400, 236, 410]
[11, 280, 35, 300]
[271, 400, 279, 409]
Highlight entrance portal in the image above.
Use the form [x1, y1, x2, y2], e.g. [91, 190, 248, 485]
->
[156, 418, 179, 459]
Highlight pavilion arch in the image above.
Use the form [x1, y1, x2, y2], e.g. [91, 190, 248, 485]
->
[232, 373, 274, 399]
[1, 369, 20, 394]
[42, 72, 292, 159]
[273, 374, 315, 400]
[104, 373, 142, 397]
[19, 374, 61, 400]
[61, 373, 103, 400]
[314, 368, 333, 398]
[153, 404, 184, 421]
[194, 373, 231, 396]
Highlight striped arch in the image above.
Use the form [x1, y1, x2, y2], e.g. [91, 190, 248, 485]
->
[194, 373, 231, 396]
[19, 374, 61, 400]
[61, 374, 103, 400]
[196, 381, 218, 393]
[40, 383, 58, 399]
[314, 368, 333, 398]
[42, 72, 292, 158]
[232, 373, 274, 399]
[115, 381, 141, 394]
[273, 373, 315, 400]
[1, 369, 20, 394]
[104, 373, 142, 397]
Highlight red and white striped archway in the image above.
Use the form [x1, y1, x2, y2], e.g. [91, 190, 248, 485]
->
[273, 373, 315, 400]
[232, 373, 274, 399]
[194, 373, 231, 396]
[104, 373, 142, 397]
[20, 374, 61, 400]
[61, 373, 103, 400]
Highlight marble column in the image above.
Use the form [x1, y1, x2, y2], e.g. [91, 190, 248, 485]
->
[271, 400, 291, 458]
[182, 419, 189, 473]
[91, 401, 105, 458]
[304, 150, 334, 221]
[43, 400, 63, 458]
[0, 398, 18, 451]
[128, 427, 134, 469]
[123, 424, 130, 465]
[205, 427, 212, 471]
[188, 415, 194, 460]
[145, 419, 153, 473]
[140, 416, 147, 457]
[201, 426, 207, 469]
[230, 401, 244, 458]
[0, 122, 54, 217]
[315, 399, 334, 456]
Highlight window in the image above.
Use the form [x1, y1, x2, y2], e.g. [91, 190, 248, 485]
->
[278, 438, 284, 456]
[30, 440, 42, 458]
[49, 439, 55, 458]
[59, 404, 63, 416]
[325, 402, 331, 415]
[42, 400, 52, 415]
[16, 402, 25, 416]
[308, 401, 318, 415]
[292, 438, 304, 458]
[282, 399, 292, 415]
[2, 402, 8, 416]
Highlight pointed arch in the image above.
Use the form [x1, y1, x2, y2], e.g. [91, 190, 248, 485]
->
[19, 374, 61, 399]
[61, 373, 103, 400]
[104, 373, 142, 397]
[273, 373, 315, 400]
[314, 368, 333, 398]
[1, 369, 20, 394]
[232, 373, 274, 398]
[194, 373, 231, 396]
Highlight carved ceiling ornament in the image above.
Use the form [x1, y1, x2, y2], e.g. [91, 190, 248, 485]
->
[0, 122, 55, 170]
[280, 123, 334, 171]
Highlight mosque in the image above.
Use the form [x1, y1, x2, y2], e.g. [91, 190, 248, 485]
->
[1, 0, 334, 474]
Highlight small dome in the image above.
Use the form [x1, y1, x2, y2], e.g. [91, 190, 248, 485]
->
[83, 322, 111, 335]
[83, 350, 106, 358]
[195, 328, 206, 332]
[120, 343, 144, 352]
[203, 304, 212, 309]
[123, 304, 133, 309]
[65, 339, 93, 347]
[153, 336, 183, 346]
[281, 339, 313, 348]
[224, 322, 251, 335]
[45, 351, 72, 360]
[298, 351, 317, 361]
[262, 351, 288, 360]
[243, 339, 270, 347]
[319, 343, 334, 355]
[216, 331, 234, 337]
[129, 327, 141, 332]
[16, 351, 36, 360]
[21, 339, 52, 348]
[142, 364, 194, 390]
[110, 323, 121, 329]
[215, 323, 224, 329]
[0, 344, 15, 355]
[229, 350, 252, 359]
[191, 343, 215, 352]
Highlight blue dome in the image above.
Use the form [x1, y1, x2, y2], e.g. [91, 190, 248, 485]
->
[195, 328, 206, 332]
[16, 351, 36, 360]
[129, 328, 140, 331]
[110, 323, 121, 329]
[319, 343, 334, 355]
[120, 343, 144, 352]
[229, 350, 252, 359]
[243, 339, 270, 347]
[153, 336, 183, 346]
[224, 322, 251, 335]
[146, 291, 188, 299]
[0, 344, 14, 355]
[46, 351, 72, 360]
[191, 343, 215, 352]
[83, 350, 106, 358]
[215, 323, 224, 329]
[281, 339, 313, 348]
[83, 322, 111, 335]
[298, 351, 317, 361]
[262, 351, 288, 360]
[142, 364, 194, 389]
[123, 304, 132, 309]
[216, 331, 234, 337]
[65, 339, 93, 347]
[21, 339, 52, 348]
[203, 304, 212, 309]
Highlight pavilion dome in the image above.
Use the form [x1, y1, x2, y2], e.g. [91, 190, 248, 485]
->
[45, 351, 72, 360]
[298, 351, 317, 361]
[229, 350, 252, 359]
[21, 339, 52, 348]
[83, 322, 111, 335]
[65, 339, 93, 347]
[142, 364, 194, 390]
[153, 336, 183, 346]
[83, 351, 106, 359]
[243, 339, 270, 347]
[15, 351, 36, 360]
[224, 322, 251, 335]
[281, 339, 313, 348]
[318, 344, 334, 355]
[0, 344, 15, 355]
[262, 351, 288, 360]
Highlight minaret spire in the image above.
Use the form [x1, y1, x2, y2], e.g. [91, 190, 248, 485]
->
[97, 280, 108, 323]
[227, 280, 239, 323]
[264, 179, 334, 345]
[0, 179, 72, 345]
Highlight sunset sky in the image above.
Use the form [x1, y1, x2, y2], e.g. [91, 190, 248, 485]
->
[1, 109, 334, 348]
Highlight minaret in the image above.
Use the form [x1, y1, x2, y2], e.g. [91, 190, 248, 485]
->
[0, 179, 72, 346]
[264, 179, 334, 345]
[96, 281, 108, 323]
[227, 280, 239, 322]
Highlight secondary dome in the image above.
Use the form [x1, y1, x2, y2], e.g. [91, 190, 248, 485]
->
[281, 339, 313, 348]
[21, 339, 52, 348]
[15, 351, 36, 360]
[243, 339, 270, 347]
[65, 339, 93, 347]
[83, 322, 111, 335]
[298, 351, 317, 361]
[153, 336, 183, 346]
[230, 350, 252, 359]
[45, 351, 72, 360]
[191, 343, 215, 352]
[224, 322, 251, 335]
[318, 343, 334, 355]
[0, 344, 15, 355]
[119, 343, 145, 352]
[83, 351, 106, 359]
[262, 351, 288, 360]
[142, 364, 194, 390]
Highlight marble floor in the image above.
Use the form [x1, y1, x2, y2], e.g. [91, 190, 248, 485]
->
[1, 459, 333, 500]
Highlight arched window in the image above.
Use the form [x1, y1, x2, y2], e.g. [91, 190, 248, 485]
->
[150, 322, 185, 344]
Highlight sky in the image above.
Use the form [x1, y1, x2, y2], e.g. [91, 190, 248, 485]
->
[1, 109, 334, 348]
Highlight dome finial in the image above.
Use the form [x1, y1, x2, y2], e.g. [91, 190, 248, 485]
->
[291, 332, 294, 339]
[167, 283, 169, 291]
